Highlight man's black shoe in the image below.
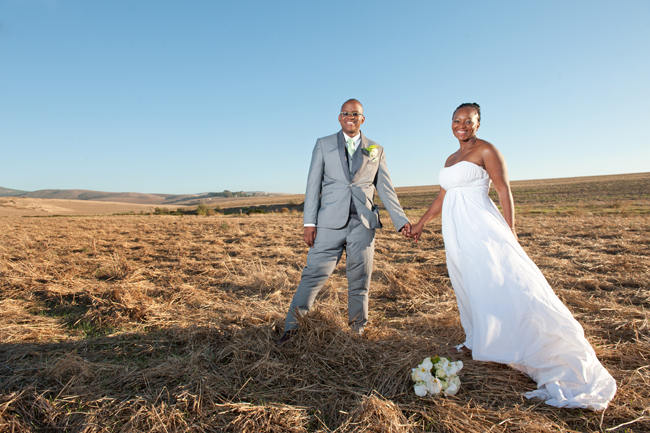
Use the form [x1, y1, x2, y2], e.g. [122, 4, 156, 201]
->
[275, 330, 296, 345]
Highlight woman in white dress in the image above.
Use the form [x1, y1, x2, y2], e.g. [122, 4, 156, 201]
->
[409, 103, 616, 410]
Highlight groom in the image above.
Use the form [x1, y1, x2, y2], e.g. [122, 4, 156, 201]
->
[278, 99, 411, 343]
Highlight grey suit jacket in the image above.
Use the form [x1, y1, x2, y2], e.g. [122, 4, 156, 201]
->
[303, 130, 408, 231]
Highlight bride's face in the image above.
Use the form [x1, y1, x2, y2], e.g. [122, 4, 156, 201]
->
[452, 107, 480, 141]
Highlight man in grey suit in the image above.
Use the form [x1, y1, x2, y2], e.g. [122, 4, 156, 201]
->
[278, 99, 411, 343]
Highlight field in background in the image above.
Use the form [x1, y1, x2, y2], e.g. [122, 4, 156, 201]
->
[0, 173, 648, 432]
[0, 195, 309, 217]
[2, 172, 646, 218]
[0, 197, 184, 217]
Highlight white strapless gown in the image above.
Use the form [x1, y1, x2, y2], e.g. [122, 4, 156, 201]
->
[439, 161, 616, 410]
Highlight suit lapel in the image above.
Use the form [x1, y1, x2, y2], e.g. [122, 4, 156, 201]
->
[336, 131, 352, 182]
[351, 133, 369, 181]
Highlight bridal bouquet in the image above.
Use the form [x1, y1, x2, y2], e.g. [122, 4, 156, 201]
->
[411, 356, 463, 397]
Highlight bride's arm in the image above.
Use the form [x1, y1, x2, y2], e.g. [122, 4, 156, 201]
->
[411, 188, 446, 240]
[483, 144, 516, 236]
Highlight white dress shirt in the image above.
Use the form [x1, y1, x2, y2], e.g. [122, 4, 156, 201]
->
[343, 132, 361, 154]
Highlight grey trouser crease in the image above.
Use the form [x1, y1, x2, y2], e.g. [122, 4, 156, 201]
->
[284, 215, 375, 332]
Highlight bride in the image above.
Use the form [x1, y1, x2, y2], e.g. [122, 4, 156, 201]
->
[409, 103, 616, 410]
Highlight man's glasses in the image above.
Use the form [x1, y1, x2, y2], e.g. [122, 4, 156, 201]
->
[340, 111, 364, 118]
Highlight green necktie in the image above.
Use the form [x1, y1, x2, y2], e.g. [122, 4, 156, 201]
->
[346, 138, 356, 156]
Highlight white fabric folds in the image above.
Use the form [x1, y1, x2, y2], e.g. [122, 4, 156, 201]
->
[439, 161, 616, 410]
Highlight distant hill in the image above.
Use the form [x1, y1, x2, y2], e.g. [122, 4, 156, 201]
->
[0, 187, 27, 196]
[0, 187, 277, 206]
[6, 171, 646, 208]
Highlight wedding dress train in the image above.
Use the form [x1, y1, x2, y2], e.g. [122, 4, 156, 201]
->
[439, 161, 616, 410]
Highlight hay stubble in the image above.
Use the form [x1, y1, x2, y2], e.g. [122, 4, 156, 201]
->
[1, 174, 649, 432]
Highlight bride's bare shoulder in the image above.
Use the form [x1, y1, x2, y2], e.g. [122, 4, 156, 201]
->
[476, 139, 503, 158]
[476, 139, 509, 169]
[476, 138, 495, 150]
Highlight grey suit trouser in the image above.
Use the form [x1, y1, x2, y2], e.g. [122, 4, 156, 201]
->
[284, 215, 375, 333]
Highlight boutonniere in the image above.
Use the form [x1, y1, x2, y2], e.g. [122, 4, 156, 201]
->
[362, 145, 380, 162]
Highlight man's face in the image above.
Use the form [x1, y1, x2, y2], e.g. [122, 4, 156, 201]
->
[338, 101, 365, 136]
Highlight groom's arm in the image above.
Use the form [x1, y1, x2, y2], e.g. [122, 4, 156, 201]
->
[303, 140, 324, 245]
[375, 148, 409, 232]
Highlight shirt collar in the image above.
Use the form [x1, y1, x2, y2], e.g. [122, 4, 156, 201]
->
[342, 132, 361, 147]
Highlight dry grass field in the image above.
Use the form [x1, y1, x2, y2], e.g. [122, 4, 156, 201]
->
[1, 173, 648, 432]
[0, 198, 185, 217]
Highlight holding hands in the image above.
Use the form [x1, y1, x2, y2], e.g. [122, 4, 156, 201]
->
[408, 221, 424, 242]
[402, 186, 446, 243]
[401, 221, 424, 242]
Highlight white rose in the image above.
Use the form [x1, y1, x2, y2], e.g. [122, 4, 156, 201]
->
[444, 376, 461, 396]
[444, 381, 459, 396]
[426, 377, 443, 395]
[448, 361, 463, 375]
[412, 367, 433, 383]
[414, 383, 428, 397]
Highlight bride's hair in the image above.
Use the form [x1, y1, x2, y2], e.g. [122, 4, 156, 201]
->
[454, 102, 481, 122]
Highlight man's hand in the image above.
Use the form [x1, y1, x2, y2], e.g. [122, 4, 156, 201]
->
[304, 226, 317, 247]
[399, 222, 412, 238]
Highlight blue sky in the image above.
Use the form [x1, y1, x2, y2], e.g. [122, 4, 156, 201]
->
[1, 0, 649, 194]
